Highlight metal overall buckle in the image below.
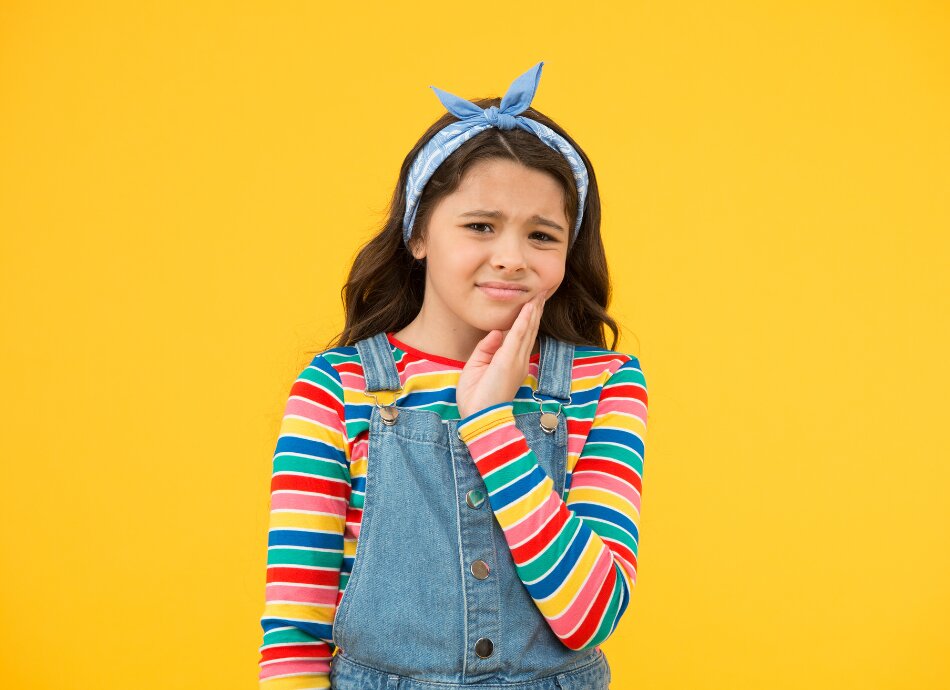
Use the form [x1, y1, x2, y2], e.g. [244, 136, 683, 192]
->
[367, 387, 403, 426]
[532, 389, 572, 434]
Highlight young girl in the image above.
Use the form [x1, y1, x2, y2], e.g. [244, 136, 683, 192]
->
[258, 61, 648, 690]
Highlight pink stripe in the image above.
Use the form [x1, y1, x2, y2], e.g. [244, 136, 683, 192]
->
[549, 546, 614, 636]
[284, 397, 341, 427]
[351, 438, 368, 457]
[567, 434, 586, 456]
[466, 421, 522, 458]
[266, 583, 338, 605]
[271, 492, 347, 513]
[506, 490, 561, 546]
[569, 472, 641, 512]
[400, 358, 462, 377]
[260, 658, 331, 680]
[608, 548, 637, 586]
[573, 360, 621, 378]
[594, 397, 644, 417]
[337, 369, 365, 386]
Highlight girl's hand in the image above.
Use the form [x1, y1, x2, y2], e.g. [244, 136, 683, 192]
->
[456, 289, 549, 420]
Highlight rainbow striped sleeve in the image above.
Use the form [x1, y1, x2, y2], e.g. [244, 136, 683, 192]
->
[457, 357, 648, 650]
[258, 355, 350, 690]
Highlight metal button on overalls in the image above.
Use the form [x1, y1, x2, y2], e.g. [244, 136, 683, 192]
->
[475, 637, 494, 658]
[465, 489, 486, 509]
[330, 331, 612, 688]
[470, 559, 490, 579]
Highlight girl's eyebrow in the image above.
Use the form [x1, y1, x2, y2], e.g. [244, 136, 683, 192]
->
[458, 209, 565, 233]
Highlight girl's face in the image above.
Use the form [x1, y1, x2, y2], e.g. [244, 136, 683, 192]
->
[410, 157, 569, 338]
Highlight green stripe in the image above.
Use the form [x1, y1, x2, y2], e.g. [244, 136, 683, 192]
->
[588, 571, 624, 646]
[267, 548, 342, 568]
[482, 455, 536, 493]
[274, 455, 347, 478]
[516, 519, 583, 582]
[579, 443, 643, 473]
[262, 626, 320, 646]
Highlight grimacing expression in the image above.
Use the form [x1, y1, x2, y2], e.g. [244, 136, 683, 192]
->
[410, 158, 569, 334]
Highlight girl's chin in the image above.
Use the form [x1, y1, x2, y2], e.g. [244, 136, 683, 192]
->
[467, 316, 519, 333]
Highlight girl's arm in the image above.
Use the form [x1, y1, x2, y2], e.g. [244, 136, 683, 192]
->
[457, 354, 648, 650]
[258, 355, 350, 690]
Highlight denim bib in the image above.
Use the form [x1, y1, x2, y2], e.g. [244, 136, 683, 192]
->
[329, 332, 611, 689]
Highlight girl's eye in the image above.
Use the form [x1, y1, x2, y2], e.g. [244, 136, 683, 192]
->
[466, 224, 556, 243]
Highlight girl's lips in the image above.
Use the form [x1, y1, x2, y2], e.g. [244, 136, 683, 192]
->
[477, 285, 529, 300]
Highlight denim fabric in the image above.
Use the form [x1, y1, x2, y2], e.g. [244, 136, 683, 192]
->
[329, 332, 611, 689]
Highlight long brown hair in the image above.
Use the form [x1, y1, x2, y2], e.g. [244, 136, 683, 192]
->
[316, 96, 619, 354]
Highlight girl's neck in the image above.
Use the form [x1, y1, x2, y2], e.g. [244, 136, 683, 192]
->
[391, 315, 540, 366]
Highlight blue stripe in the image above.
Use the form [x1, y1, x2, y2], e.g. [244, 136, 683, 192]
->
[491, 463, 546, 508]
[570, 503, 639, 544]
[527, 525, 590, 599]
[275, 435, 346, 464]
[268, 529, 343, 550]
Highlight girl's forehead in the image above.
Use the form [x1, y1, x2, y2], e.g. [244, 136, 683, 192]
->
[450, 161, 567, 210]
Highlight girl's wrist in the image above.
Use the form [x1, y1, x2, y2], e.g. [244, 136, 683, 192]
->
[457, 401, 515, 440]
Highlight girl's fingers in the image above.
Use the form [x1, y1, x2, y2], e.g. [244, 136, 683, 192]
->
[530, 291, 545, 353]
[499, 290, 546, 364]
[519, 292, 545, 362]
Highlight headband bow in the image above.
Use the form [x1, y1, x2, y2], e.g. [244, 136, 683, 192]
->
[402, 61, 589, 247]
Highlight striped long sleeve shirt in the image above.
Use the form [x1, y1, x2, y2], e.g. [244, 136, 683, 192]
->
[258, 333, 648, 690]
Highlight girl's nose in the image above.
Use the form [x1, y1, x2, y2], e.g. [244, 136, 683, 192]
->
[490, 237, 528, 271]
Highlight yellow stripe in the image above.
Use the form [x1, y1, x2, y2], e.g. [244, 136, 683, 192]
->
[342, 389, 400, 406]
[590, 410, 647, 436]
[349, 457, 367, 479]
[495, 475, 554, 527]
[280, 416, 345, 447]
[566, 487, 641, 521]
[260, 673, 331, 690]
[571, 370, 612, 392]
[407, 370, 461, 389]
[268, 512, 346, 532]
[459, 405, 516, 441]
[263, 602, 335, 622]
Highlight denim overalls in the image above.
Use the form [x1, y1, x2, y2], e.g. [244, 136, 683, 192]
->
[329, 332, 612, 689]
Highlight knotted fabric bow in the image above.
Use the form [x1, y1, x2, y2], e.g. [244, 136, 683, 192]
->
[402, 61, 589, 247]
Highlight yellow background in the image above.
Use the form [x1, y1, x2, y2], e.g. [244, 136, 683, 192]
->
[1, 1, 948, 688]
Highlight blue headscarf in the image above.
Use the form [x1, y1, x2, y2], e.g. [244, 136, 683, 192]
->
[402, 61, 589, 248]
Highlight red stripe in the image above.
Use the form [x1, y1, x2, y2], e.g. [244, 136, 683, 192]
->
[601, 382, 647, 406]
[271, 474, 349, 497]
[266, 566, 340, 586]
[601, 537, 637, 570]
[568, 418, 593, 436]
[259, 643, 329, 662]
[574, 353, 632, 368]
[572, 458, 642, 492]
[562, 564, 617, 649]
[510, 502, 568, 563]
[289, 378, 345, 416]
[473, 429, 527, 475]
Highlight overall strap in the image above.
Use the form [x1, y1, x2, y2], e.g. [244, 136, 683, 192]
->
[535, 334, 575, 403]
[354, 332, 402, 393]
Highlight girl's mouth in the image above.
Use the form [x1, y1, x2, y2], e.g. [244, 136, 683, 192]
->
[477, 285, 529, 300]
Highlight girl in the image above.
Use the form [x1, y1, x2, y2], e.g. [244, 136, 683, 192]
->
[257, 61, 648, 690]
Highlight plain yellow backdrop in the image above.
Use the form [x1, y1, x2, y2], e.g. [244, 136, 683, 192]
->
[2, 1, 948, 688]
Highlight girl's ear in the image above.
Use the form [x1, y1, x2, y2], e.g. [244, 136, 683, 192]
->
[409, 237, 427, 261]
